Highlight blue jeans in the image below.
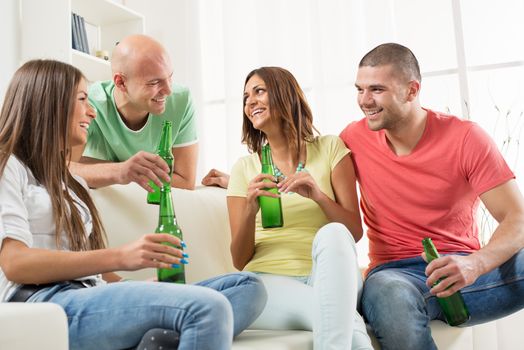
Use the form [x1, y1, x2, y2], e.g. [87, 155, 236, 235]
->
[29, 272, 267, 350]
[361, 250, 524, 350]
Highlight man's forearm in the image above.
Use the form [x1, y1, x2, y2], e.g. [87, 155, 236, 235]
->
[171, 171, 195, 190]
[474, 212, 524, 275]
[69, 161, 122, 188]
[475, 180, 524, 276]
[171, 144, 198, 190]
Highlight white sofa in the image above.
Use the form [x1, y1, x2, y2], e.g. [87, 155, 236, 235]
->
[92, 184, 524, 350]
[0, 303, 68, 349]
[2, 184, 523, 349]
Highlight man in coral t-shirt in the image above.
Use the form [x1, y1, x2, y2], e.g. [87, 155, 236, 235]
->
[340, 43, 524, 350]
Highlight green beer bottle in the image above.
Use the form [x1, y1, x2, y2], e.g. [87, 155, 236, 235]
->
[156, 184, 186, 284]
[147, 120, 173, 205]
[259, 144, 283, 228]
[422, 237, 470, 326]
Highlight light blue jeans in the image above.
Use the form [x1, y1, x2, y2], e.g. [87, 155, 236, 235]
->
[250, 223, 373, 350]
[28, 272, 267, 350]
[361, 250, 524, 350]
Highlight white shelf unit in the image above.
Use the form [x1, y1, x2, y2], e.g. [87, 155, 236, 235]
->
[21, 0, 145, 82]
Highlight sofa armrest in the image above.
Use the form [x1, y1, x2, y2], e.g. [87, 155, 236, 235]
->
[0, 303, 68, 349]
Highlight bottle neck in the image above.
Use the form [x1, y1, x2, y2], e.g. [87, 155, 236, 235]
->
[260, 145, 275, 176]
[157, 121, 173, 154]
[157, 121, 174, 183]
[260, 144, 275, 175]
[261, 144, 272, 165]
[422, 238, 439, 262]
[158, 187, 176, 225]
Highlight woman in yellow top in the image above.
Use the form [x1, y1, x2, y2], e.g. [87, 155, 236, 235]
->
[227, 66, 372, 349]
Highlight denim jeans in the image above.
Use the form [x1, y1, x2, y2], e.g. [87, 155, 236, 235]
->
[29, 272, 267, 350]
[361, 250, 524, 350]
[250, 223, 373, 350]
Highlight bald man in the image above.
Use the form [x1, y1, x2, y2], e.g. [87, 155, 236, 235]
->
[70, 34, 198, 190]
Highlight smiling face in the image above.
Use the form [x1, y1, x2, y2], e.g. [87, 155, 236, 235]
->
[355, 64, 415, 132]
[120, 52, 174, 116]
[243, 74, 274, 132]
[70, 78, 96, 147]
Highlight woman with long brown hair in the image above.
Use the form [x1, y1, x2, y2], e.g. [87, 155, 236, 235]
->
[227, 66, 373, 349]
[0, 59, 265, 350]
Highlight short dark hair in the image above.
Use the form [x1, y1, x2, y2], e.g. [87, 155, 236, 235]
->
[359, 43, 421, 82]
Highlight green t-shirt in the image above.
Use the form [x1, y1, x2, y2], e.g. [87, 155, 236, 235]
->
[84, 81, 198, 161]
[227, 135, 350, 276]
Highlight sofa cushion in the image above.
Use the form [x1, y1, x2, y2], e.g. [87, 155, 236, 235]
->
[91, 184, 237, 282]
[232, 330, 312, 350]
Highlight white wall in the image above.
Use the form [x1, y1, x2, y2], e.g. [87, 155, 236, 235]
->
[0, 0, 208, 178]
[0, 0, 21, 103]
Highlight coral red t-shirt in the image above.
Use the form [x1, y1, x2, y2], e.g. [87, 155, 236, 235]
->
[340, 109, 515, 272]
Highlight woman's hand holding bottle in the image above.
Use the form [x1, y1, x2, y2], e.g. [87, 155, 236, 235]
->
[116, 233, 185, 271]
[277, 171, 323, 201]
[246, 174, 280, 215]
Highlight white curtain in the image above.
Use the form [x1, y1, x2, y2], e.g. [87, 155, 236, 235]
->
[198, 0, 371, 172]
[193, 0, 524, 246]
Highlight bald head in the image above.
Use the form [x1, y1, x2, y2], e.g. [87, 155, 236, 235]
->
[112, 35, 171, 78]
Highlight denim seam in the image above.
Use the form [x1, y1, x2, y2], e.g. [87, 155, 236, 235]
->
[461, 275, 524, 294]
[422, 275, 524, 299]
[67, 304, 192, 323]
[198, 272, 255, 286]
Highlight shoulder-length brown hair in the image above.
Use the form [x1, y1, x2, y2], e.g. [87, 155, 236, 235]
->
[241, 67, 317, 159]
[0, 59, 105, 251]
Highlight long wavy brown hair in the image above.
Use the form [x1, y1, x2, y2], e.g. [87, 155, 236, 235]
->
[0, 60, 106, 251]
[241, 67, 317, 159]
